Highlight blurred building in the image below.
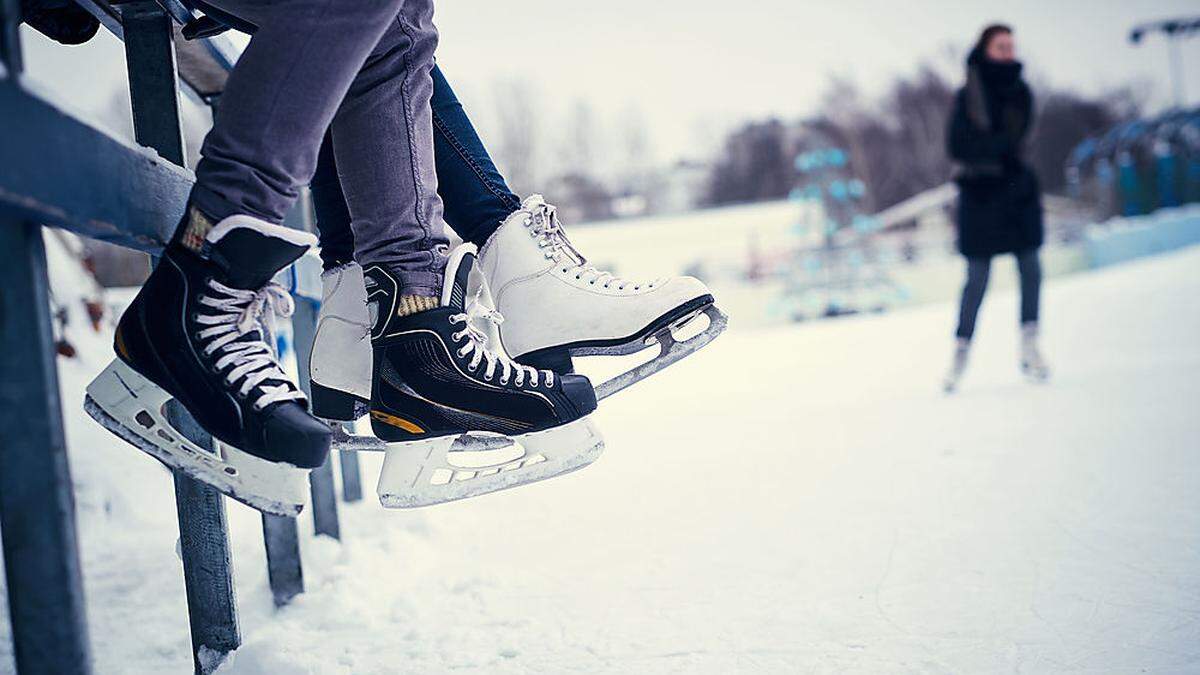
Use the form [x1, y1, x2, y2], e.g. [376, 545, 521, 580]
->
[1067, 106, 1200, 218]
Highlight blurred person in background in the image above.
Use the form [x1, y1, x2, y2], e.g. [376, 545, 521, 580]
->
[943, 23, 1049, 393]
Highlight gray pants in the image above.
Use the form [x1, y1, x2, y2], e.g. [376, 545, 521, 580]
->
[190, 0, 448, 295]
[955, 249, 1041, 340]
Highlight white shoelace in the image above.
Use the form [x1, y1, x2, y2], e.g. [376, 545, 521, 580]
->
[194, 280, 306, 411]
[523, 197, 661, 292]
[449, 297, 552, 388]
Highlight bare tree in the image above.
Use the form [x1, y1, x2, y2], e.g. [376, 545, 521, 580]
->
[492, 78, 541, 196]
[557, 99, 600, 178]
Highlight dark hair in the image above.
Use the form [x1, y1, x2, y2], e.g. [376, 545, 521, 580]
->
[974, 23, 1013, 55]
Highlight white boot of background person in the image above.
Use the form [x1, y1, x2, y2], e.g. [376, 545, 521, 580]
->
[476, 195, 727, 399]
[1020, 322, 1050, 382]
[310, 262, 372, 422]
[942, 337, 971, 394]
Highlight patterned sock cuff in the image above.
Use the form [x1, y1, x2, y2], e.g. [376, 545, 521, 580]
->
[176, 207, 215, 252]
[396, 294, 439, 317]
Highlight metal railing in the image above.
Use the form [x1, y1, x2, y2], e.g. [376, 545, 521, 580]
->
[0, 2, 359, 672]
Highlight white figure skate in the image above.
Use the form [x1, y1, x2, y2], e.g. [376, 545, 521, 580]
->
[1020, 323, 1050, 382]
[477, 195, 728, 399]
[942, 337, 971, 394]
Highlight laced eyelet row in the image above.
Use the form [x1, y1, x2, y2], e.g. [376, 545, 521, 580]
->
[188, 279, 305, 411]
[445, 312, 553, 390]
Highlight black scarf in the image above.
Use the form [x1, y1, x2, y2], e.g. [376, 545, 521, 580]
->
[964, 49, 1027, 136]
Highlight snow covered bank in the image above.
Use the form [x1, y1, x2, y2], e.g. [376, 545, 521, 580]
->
[4, 246, 1199, 674]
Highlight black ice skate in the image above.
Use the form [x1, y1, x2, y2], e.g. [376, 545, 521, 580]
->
[84, 209, 331, 515]
[367, 244, 604, 508]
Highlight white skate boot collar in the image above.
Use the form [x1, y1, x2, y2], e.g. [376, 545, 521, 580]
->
[206, 214, 318, 249]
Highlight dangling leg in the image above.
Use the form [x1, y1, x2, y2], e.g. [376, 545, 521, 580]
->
[311, 65, 725, 403]
[1016, 248, 1048, 381]
[297, 5, 603, 506]
[945, 256, 991, 392]
[87, 0, 411, 514]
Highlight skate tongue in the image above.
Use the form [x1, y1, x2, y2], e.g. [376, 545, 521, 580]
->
[204, 215, 316, 290]
[441, 243, 478, 311]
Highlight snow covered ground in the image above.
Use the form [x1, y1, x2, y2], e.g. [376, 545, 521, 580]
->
[3, 245, 1199, 674]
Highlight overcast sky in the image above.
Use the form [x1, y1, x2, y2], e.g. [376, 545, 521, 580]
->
[21, 0, 1200, 165]
[432, 0, 1200, 161]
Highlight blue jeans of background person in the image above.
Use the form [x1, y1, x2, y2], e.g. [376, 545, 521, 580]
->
[192, 0, 449, 296]
[955, 248, 1042, 339]
[312, 65, 521, 270]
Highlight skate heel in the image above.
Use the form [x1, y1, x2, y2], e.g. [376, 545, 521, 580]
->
[310, 381, 368, 421]
[377, 416, 604, 509]
[84, 358, 310, 516]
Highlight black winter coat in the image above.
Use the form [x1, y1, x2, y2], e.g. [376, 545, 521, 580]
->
[947, 53, 1043, 257]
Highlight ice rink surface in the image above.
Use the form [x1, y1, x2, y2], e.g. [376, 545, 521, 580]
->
[2, 245, 1198, 674]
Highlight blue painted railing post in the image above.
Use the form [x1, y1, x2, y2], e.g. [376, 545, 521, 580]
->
[0, 6, 93, 672]
[0, 219, 95, 675]
[119, 3, 239, 672]
[339, 439, 365, 503]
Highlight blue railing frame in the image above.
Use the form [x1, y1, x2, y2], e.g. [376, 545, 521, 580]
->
[0, 2, 359, 673]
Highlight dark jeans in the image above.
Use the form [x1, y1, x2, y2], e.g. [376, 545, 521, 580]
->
[312, 65, 521, 270]
[955, 248, 1042, 339]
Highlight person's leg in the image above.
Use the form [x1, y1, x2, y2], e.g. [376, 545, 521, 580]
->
[1016, 248, 1041, 326]
[1016, 248, 1049, 379]
[311, 131, 355, 270]
[90, 0, 421, 506]
[327, 1, 448, 298]
[955, 257, 992, 340]
[189, 0, 406, 228]
[309, 64, 520, 259]
[429, 65, 522, 246]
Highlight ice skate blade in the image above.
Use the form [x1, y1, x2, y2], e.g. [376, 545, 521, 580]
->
[328, 422, 387, 452]
[327, 421, 519, 454]
[592, 303, 728, 400]
[377, 416, 604, 508]
[84, 359, 309, 516]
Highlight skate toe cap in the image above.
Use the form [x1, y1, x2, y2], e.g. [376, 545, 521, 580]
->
[558, 373, 598, 417]
[263, 403, 332, 468]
